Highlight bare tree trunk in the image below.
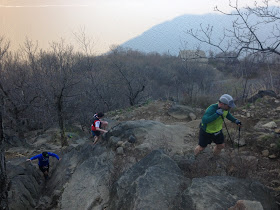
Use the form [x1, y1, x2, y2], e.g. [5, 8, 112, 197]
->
[113, 63, 146, 106]
[128, 85, 145, 106]
[14, 111, 24, 139]
[267, 63, 274, 91]
[57, 94, 68, 147]
[0, 83, 24, 139]
[0, 96, 9, 209]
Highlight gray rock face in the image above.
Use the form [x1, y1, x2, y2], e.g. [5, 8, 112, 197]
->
[180, 176, 277, 210]
[247, 90, 277, 103]
[6, 159, 42, 210]
[106, 120, 163, 141]
[7, 144, 278, 210]
[5, 110, 279, 210]
[108, 150, 191, 210]
[229, 200, 264, 210]
[128, 134, 137, 143]
[4, 135, 31, 149]
[168, 105, 195, 120]
[6, 143, 115, 210]
[108, 136, 122, 148]
[104, 120, 196, 156]
[42, 144, 115, 210]
[60, 150, 115, 210]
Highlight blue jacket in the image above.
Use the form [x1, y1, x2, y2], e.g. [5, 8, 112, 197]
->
[30, 152, 60, 167]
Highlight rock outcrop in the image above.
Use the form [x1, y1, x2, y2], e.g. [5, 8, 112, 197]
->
[180, 176, 277, 210]
[6, 158, 42, 209]
[108, 150, 190, 210]
[5, 100, 280, 209]
[247, 90, 277, 103]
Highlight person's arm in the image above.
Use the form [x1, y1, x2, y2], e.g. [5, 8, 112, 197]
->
[48, 152, 60, 160]
[226, 112, 241, 125]
[29, 154, 41, 161]
[95, 127, 108, 133]
[95, 121, 107, 133]
[201, 105, 220, 124]
[226, 112, 237, 123]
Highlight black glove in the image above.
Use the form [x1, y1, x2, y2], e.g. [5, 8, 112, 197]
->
[216, 108, 223, 116]
[235, 119, 241, 125]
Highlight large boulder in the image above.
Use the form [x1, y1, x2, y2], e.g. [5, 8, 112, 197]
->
[41, 143, 115, 210]
[7, 142, 115, 210]
[108, 150, 191, 210]
[7, 158, 43, 210]
[4, 134, 31, 149]
[105, 120, 196, 156]
[247, 90, 277, 103]
[168, 104, 195, 120]
[180, 176, 277, 210]
[59, 149, 115, 210]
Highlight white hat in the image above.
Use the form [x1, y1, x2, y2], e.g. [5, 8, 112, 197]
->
[219, 94, 236, 108]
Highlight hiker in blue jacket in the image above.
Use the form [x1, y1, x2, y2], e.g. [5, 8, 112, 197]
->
[27, 151, 60, 180]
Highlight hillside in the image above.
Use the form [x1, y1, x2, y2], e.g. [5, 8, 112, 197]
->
[4, 97, 280, 209]
[121, 13, 273, 55]
[108, 98, 280, 190]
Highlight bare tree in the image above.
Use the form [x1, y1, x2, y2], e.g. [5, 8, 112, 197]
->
[187, 0, 280, 58]
[0, 52, 41, 138]
[38, 40, 81, 146]
[71, 29, 112, 129]
[109, 47, 147, 106]
[177, 53, 216, 104]
[72, 26, 95, 57]
[234, 54, 261, 100]
[19, 38, 53, 131]
[0, 96, 8, 210]
[0, 35, 10, 210]
[113, 62, 145, 106]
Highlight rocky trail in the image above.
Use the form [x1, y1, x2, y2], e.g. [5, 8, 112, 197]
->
[4, 97, 280, 209]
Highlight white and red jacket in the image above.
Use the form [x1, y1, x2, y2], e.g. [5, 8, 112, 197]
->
[91, 117, 101, 131]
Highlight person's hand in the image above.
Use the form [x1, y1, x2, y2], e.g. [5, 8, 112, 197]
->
[216, 108, 224, 116]
[235, 119, 242, 125]
[26, 159, 31, 162]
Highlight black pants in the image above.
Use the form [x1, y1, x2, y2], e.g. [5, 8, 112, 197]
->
[39, 165, 49, 173]
[198, 128, 224, 147]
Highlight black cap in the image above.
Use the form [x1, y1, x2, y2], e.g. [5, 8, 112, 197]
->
[42, 152, 49, 157]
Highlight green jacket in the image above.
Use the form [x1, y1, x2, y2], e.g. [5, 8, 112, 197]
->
[201, 103, 237, 133]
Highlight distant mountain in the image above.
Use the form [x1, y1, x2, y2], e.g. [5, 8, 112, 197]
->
[120, 13, 270, 56]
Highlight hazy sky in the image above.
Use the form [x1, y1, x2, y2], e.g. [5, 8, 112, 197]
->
[0, 0, 276, 54]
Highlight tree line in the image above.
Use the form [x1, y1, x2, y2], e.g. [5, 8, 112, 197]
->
[0, 38, 217, 144]
[0, 37, 279, 145]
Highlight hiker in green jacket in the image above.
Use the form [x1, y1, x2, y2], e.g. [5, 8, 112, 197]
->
[194, 94, 241, 157]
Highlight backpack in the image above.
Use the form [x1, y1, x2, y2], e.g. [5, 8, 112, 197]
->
[91, 115, 100, 131]
[90, 113, 98, 124]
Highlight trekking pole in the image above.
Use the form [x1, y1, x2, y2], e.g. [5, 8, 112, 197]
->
[221, 116, 234, 148]
[238, 126, 241, 153]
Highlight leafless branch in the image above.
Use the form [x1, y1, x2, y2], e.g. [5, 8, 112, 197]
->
[187, 0, 280, 58]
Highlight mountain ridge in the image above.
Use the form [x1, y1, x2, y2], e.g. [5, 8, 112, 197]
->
[120, 12, 271, 56]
